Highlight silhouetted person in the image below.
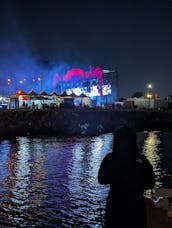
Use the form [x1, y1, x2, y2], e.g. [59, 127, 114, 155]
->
[98, 126, 155, 228]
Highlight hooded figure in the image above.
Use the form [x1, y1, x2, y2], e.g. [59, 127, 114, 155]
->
[98, 126, 155, 228]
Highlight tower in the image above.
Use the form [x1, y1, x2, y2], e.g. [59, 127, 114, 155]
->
[102, 67, 118, 104]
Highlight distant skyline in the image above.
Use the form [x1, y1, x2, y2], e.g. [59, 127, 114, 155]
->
[0, 0, 172, 98]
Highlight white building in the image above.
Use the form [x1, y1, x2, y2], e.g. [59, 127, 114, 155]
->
[9, 90, 91, 109]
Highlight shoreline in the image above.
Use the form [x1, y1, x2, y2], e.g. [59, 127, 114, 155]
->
[1, 108, 172, 138]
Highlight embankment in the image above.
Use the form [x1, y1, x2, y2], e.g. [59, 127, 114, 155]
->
[0, 108, 172, 137]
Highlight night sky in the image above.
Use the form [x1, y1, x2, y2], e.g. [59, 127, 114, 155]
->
[0, 0, 172, 98]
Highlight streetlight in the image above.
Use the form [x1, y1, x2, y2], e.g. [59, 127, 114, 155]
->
[38, 75, 43, 92]
[146, 83, 153, 108]
[7, 78, 11, 85]
[146, 93, 152, 109]
[38, 74, 44, 108]
[147, 84, 152, 89]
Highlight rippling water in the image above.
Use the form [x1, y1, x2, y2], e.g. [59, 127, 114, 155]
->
[0, 132, 171, 227]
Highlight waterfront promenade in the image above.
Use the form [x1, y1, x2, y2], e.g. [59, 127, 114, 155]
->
[146, 198, 172, 228]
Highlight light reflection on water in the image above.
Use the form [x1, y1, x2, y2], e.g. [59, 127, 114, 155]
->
[143, 132, 163, 190]
[142, 131, 172, 193]
[0, 132, 171, 227]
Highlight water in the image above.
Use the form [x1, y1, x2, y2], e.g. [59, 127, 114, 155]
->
[0, 132, 171, 227]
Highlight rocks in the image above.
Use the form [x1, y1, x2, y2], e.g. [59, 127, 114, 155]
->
[0, 109, 172, 137]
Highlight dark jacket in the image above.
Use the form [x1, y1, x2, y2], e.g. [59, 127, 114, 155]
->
[98, 152, 155, 228]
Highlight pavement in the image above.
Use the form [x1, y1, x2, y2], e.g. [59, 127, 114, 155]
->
[146, 198, 172, 228]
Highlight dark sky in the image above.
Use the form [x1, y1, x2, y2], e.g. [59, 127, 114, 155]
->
[0, 0, 172, 97]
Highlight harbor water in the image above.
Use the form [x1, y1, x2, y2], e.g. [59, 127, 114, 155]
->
[0, 131, 171, 227]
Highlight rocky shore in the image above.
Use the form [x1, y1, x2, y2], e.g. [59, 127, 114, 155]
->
[1, 108, 172, 137]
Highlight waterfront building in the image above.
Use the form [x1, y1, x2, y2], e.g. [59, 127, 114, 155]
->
[53, 66, 118, 106]
[9, 89, 91, 109]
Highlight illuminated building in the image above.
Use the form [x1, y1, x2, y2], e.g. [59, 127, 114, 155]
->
[7, 66, 118, 108]
[53, 66, 118, 106]
[9, 89, 91, 109]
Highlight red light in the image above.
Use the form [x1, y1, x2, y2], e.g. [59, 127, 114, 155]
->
[17, 90, 22, 95]
[23, 97, 29, 100]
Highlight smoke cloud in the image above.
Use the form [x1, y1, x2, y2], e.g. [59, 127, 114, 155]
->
[0, 1, 97, 96]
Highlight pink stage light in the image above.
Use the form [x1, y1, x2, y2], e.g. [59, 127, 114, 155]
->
[53, 66, 103, 94]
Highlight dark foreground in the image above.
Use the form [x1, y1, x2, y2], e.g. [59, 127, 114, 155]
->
[0, 132, 171, 227]
[1, 108, 172, 137]
[146, 198, 172, 228]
